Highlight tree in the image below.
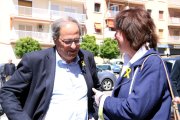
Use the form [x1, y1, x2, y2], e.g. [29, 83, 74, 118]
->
[15, 37, 42, 58]
[99, 38, 120, 60]
[80, 35, 99, 56]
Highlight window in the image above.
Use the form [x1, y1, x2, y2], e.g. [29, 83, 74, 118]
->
[94, 23, 102, 33]
[64, 6, 77, 13]
[94, 3, 101, 12]
[109, 4, 119, 17]
[159, 29, 163, 38]
[80, 25, 86, 36]
[19, 24, 32, 31]
[106, 19, 115, 28]
[173, 30, 180, 40]
[51, 4, 59, 11]
[18, 0, 32, 7]
[18, 24, 33, 38]
[110, 4, 119, 11]
[159, 11, 164, 19]
[18, 0, 32, 16]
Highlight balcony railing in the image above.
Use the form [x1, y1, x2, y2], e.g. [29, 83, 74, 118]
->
[169, 17, 180, 24]
[72, 0, 85, 2]
[12, 5, 86, 23]
[169, 36, 180, 41]
[13, 30, 53, 43]
[127, 0, 147, 2]
[106, 10, 119, 18]
[168, 0, 180, 6]
[51, 10, 86, 23]
[109, 0, 147, 2]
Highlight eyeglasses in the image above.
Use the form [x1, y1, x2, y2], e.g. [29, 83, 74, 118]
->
[59, 38, 81, 46]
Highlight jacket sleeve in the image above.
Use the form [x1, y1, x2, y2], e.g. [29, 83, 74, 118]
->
[0, 54, 32, 120]
[171, 60, 180, 96]
[103, 56, 171, 119]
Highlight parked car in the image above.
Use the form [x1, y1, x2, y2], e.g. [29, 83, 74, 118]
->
[97, 67, 117, 91]
[111, 64, 122, 74]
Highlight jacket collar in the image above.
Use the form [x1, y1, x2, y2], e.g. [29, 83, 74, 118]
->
[78, 49, 86, 74]
[113, 49, 158, 96]
[131, 48, 158, 67]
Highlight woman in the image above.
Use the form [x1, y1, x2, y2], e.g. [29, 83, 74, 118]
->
[93, 8, 171, 120]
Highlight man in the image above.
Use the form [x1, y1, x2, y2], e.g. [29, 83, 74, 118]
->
[3, 59, 16, 81]
[0, 17, 101, 120]
[171, 60, 180, 112]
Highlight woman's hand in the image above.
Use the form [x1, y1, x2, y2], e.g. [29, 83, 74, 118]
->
[173, 97, 180, 104]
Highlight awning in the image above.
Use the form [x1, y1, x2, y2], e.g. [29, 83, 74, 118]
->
[94, 23, 102, 30]
[106, 19, 114, 28]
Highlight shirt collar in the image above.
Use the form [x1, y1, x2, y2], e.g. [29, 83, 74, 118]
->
[123, 45, 149, 66]
[56, 50, 80, 65]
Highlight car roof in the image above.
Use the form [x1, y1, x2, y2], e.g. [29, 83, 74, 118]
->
[162, 56, 180, 61]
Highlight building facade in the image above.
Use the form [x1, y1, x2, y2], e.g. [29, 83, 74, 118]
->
[0, 0, 180, 64]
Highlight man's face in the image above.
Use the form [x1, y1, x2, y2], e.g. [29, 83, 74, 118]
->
[55, 22, 80, 63]
[8, 59, 12, 63]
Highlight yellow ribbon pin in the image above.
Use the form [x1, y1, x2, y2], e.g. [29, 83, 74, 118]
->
[123, 68, 131, 79]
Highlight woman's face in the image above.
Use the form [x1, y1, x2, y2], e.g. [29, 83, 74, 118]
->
[114, 30, 130, 54]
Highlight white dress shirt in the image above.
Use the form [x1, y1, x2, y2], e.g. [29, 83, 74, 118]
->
[44, 51, 88, 120]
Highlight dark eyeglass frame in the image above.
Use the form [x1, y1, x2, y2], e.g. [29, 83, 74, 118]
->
[59, 37, 82, 46]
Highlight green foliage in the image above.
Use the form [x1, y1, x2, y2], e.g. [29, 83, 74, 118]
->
[99, 38, 120, 59]
[80, 35, 99, 56]
[15, 37, 41, 58]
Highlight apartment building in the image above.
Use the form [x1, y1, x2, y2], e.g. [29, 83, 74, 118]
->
[0, 0, 86, 64]
[93, 0, 180, 56]
[0, 0, 180, 64]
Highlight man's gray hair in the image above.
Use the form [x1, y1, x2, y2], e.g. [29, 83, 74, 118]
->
[51, 16, 81, 41]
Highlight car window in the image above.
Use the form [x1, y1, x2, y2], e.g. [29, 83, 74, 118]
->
[97, 64, 111, 70]
[96, 67, 102, 72]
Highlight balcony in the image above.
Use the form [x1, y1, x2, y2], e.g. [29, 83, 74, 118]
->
[71, 0, 85, 3]
[51, 10, 86, 23]
[168, 0, 180, 9]
[126, 0, 147, 4]
[169, 17, 180, 26]
[11, 5, 86, 23]
[106, 0, 147, 4]
[11, 30, 53, 44]
[168, 36, 180, 42]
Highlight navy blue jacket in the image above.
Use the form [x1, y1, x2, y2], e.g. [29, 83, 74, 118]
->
[103, 49, 172, 120]
[0, 46, 101, 120]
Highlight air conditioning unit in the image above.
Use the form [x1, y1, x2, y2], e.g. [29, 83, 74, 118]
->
[37, 24, 44, 31]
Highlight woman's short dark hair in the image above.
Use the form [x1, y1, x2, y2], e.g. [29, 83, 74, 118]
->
[51, 16, 81, 41]
[115, 8, 158, 50]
